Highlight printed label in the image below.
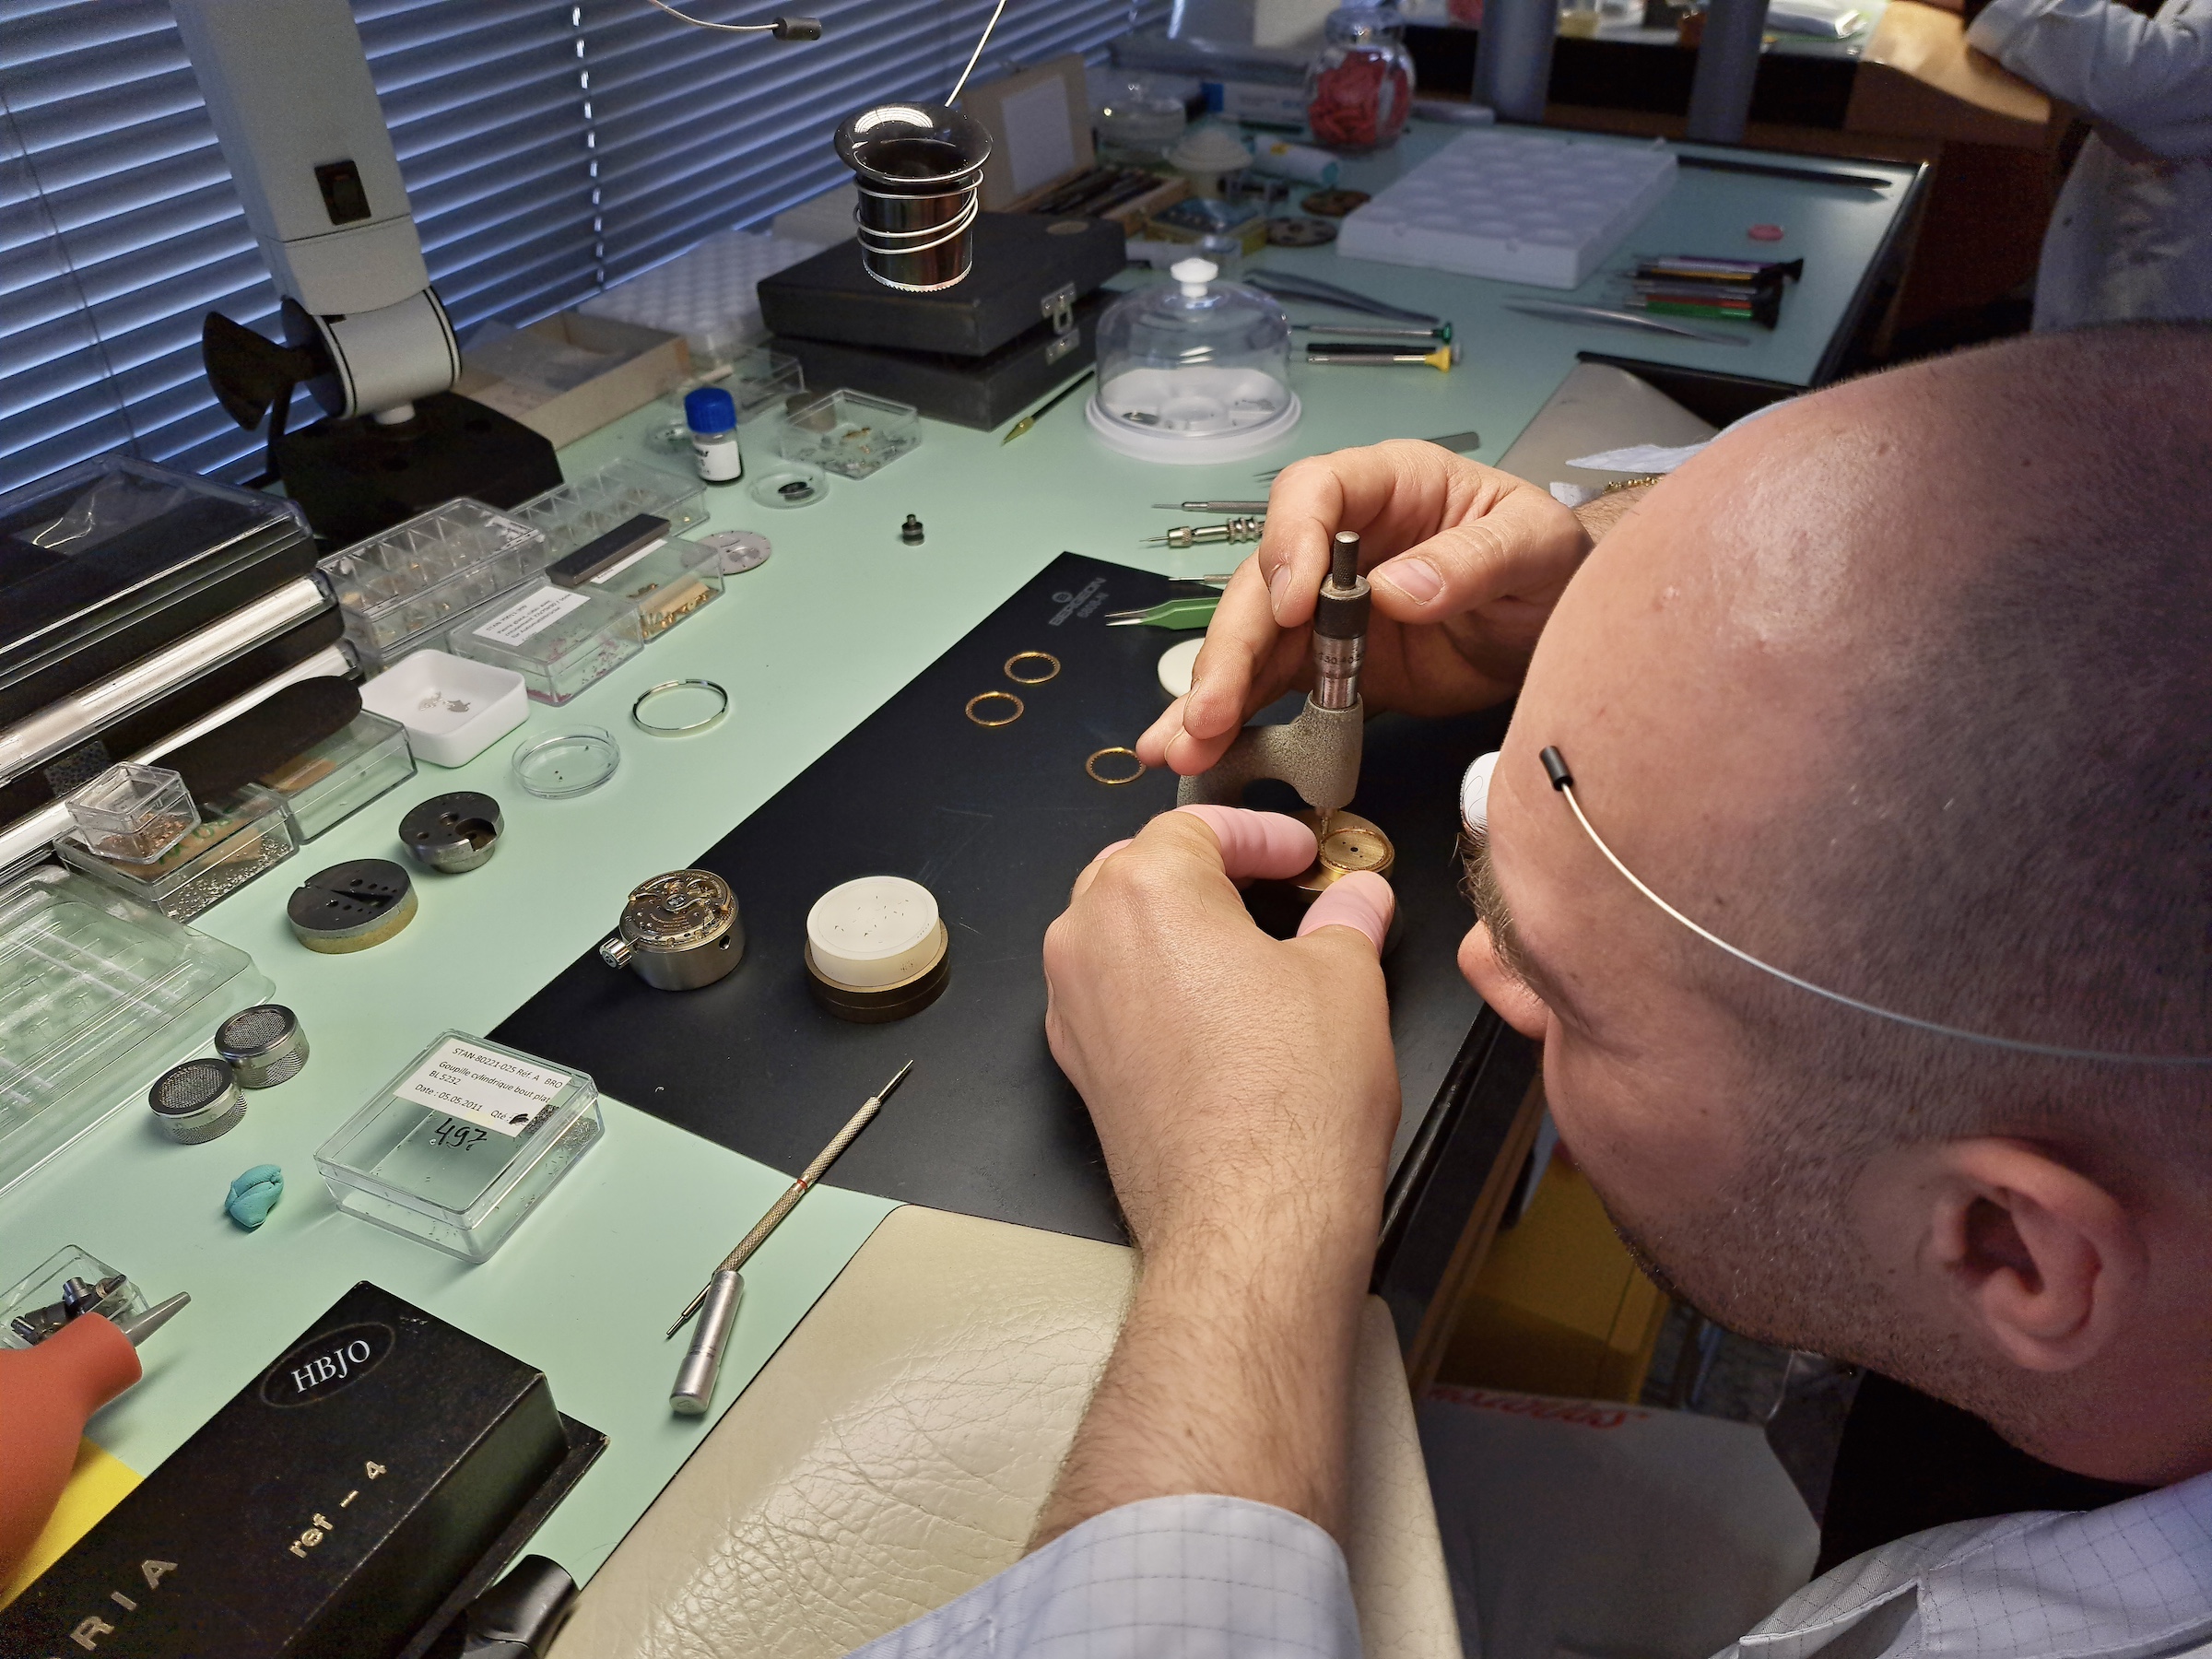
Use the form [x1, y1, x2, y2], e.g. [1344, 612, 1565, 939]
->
[590, 537, 666, 584]
[471, 587, 589, 648]
[261, 1321, 395, 1406]
[395, 1037, 571, 1136]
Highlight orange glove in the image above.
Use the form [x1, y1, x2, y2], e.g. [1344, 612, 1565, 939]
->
[0, 1314, 140, 1582]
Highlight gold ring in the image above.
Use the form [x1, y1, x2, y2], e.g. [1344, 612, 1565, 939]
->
[1086, 747, 1147, 785]
[1005, 651, 1061, 685]
[965, 691, 1025, 727]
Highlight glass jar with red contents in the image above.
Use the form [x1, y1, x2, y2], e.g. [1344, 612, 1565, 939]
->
[1304, 6, 1416, 154]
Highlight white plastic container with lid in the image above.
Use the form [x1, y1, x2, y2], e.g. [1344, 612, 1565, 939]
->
[1086, 259, 1300, 465]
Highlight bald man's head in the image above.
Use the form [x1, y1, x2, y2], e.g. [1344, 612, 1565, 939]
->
[1650, 326, 2209, 1128]
[1467, 325, 2211, 1471]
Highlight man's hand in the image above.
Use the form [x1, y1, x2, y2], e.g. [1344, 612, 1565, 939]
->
[1035, 806, 1399, 1547]
[1138, 441, 1588, 777]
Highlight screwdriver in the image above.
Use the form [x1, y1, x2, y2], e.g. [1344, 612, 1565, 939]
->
[667, 1061, 912, 1416]
[1305, 344, 1455, 371]
[1002, 370, 1097, 444]
[1143, 516, 1265, 549]
[1153, 500, 1270, 513]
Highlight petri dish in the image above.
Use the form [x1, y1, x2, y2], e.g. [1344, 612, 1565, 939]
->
[630, 678, 729, 735]
[512, 726, 621, 798]
[747, 465, 828, 510]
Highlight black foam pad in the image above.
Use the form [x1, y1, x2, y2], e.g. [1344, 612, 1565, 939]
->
[496, 554, 1504, 1242]
[167, 676, 361, 803]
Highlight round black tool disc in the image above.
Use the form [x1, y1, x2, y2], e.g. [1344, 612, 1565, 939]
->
[399, 792, 503, 874]
[288, 858, 418, 952]
[1266, 216, 1339, 247]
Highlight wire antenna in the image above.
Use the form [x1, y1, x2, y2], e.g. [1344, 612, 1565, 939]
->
[1538, 746, 2210, 1067]
[947, 0, 1009, 101]
[641, 0, 820, 38]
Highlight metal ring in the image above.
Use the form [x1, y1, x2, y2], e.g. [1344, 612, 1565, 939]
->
[631, 678, 730, 735]
[1086, 747, 1147, 785]
[1005, 651, 1061, 686]
[965, 691, 1025, 727]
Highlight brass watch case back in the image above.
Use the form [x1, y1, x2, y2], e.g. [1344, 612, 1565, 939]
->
[1291, 810, 1395, 896]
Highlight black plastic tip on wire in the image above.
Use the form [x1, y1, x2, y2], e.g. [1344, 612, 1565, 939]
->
[1540, 747, 1574, 791]
[771, 15, 822, 38]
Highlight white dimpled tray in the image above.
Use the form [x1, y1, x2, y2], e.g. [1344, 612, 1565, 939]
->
[1337, 130, 1677, 290]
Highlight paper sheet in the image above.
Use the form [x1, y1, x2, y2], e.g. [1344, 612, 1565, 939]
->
[1001, 77, 1077, 198]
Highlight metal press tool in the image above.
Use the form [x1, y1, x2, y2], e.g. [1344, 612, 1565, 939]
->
[666, 1061, 912, 1416]
[1178, 530, 1370, 825]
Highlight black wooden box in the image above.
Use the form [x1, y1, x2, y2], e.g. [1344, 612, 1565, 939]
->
[0, 1284, 601, 1659]
[758, 214, 1124, 359]
[769, 293, 1105, 431]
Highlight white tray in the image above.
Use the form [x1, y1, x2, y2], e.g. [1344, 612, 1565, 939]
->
[1337, 130, 1677, 290]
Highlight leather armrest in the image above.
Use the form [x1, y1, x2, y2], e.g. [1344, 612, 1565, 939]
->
[553, 1204, 1459, 1659]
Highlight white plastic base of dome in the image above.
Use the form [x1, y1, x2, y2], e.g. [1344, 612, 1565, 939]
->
[1086, 388, 1302, 465]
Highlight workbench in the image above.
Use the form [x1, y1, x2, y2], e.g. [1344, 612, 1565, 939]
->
[0, 124, 1922, 1606]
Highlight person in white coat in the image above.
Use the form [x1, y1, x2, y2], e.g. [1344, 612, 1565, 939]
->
[1964, 0, 2212, 329]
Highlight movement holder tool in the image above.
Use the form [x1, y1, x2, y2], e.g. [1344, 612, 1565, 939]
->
[1179, 530, 1369, 821]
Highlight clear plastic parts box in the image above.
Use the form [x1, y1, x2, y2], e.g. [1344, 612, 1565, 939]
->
[54, 788, 297, 922]
[505, 458, 709, 559]
[314, 1031, 604, 1262]
[578, 535, 724, 641]
[319, 500, 550, 670]
[775, 389, 921, 479]
[444, 582, 643, 705]
[0, 865, 269, 1194]
[0, 1244, 148, 1351]
[64, 763, 197, 865]
[258, 710, 418, 841]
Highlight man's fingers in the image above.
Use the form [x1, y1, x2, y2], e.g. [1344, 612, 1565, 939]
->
[1071, 807, 1316, 906]
[1173, 806, 1317, 881]
[1178, 560, 1277, 743]
[1297, 871, 1394, 955]
[1366, 482, 1582, 622]
[1135, 700, 1188, 770]
[1253, 453, 1357, 630]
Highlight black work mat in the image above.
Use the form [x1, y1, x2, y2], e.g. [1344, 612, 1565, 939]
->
[496, 553, 1507, 1243]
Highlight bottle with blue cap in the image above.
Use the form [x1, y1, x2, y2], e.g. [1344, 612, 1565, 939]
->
[684, 386, 744, 486]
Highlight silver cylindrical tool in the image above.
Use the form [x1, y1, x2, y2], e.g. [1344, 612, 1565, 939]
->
[1472, 0, 1558, 123]
[1686, 0, 1771, 143]
[669, 1268, 745, 1416]
[1312, 531, 1371, 712]
[149, 1058, 245, 1143]
[216, 1003, 309, 1088]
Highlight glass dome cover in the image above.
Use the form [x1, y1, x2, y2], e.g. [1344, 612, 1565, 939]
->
[1087, 259, 1300, 463]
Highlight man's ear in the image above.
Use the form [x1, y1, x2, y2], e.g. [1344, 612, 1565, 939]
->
[1886, 1139, 2146, 1373]
[1458, 922, 1549, 1039]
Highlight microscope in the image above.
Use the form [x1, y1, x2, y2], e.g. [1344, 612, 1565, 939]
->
[174, 0, 563, 547]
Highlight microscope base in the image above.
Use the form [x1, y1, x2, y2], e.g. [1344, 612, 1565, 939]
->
[276, 392, 562, 547]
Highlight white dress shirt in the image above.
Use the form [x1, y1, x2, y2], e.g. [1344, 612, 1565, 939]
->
[1966, 0, 2212, 329]
[849, 1471, 2212, 1659]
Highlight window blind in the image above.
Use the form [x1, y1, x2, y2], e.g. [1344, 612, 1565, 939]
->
[1, 0, 1167, 495]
